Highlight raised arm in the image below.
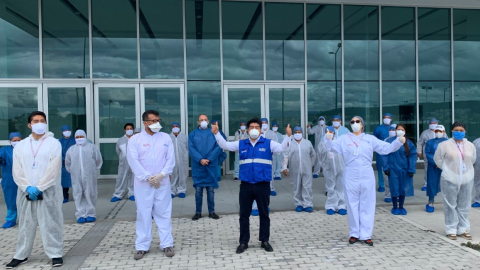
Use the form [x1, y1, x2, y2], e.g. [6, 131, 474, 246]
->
[214, 132, 240, 152]
[323, 135, 342, 154]
[372, 136, 402, 155]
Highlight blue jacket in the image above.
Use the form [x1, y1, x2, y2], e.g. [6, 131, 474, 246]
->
[188, 127, 222, 188]
[382, 137, 417, 197]
[59, 136, 75, 187]
[239, 136, 273, 184]
[373, 124, 392, 141]
[0, 146, 15, 188]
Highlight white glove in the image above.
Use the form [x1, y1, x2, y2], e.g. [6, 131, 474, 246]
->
[398, 136, 406, 144]
[325, 133, 333, 140]
[148, 173, 165, 189]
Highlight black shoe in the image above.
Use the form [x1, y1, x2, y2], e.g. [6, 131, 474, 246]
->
[209, 213, 220, 219]
[261, 241, 274, 252]
[192, 214, 202, 220]
[234, 177, 239, 180]
[364, 239, 374, 246]
[6, 258, 28, 269]
[349, 237, 359, 244]
[236, 244, 248, 254]
[52, 258, 63, 267]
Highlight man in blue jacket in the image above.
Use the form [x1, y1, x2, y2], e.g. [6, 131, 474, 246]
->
[212, 117, 291, 254]
[189, 114, 223, 221]
[373, 113, 393, 192]
[59, 125, 76, 203]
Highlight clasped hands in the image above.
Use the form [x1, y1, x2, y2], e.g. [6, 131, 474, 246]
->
[147, 173, 165, 189]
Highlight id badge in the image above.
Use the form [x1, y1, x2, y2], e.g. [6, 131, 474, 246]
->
[32, 161, 37, 169]
[462, 163, 466, 171]
[354, 148, 359, 156]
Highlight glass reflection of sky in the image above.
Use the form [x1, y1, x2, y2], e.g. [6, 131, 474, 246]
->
[0, 87, 38, 140]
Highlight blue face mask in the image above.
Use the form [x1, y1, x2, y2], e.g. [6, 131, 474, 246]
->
[452, 131, 465, 141]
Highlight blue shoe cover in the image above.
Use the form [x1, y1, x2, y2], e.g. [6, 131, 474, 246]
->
[304, 207, 313, 213]
[63, 198, 69, 203]
[384, 198, 392, 203]
[268, 207, 270, 212]
[326, 209, 336, 215]
[110, 197, 121, 202]
[178, 193, 186, 198]
[274, 177, 281, 180]
[251, 209, 259, 216]
[171, 194, 175, 198]
[472, 202, 480, 208]
[129, 196, 135, 201]
[2, 221, 16, 228]
[377, 187, 385, 192]
[391, 208, 398, 215]
[77, 217, 87, 224]
[313, 174, 319, 179]
[295, 206, 304, 212]
[338, 209, 347, 215]
[86, 217, 96, 222]
[426, 204, 434, 213]
[399, 208, 407, 215]
[270, 191, 277, 196]
[421, 186, 427, 191]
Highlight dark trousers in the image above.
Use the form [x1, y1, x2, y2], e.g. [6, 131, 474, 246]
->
[63, 188, 69, 200]
[239, 181, 270, 244]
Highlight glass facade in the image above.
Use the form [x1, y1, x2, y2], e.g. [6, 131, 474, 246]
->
[0, 87, 38, 140]
[47, 87, 87, 138]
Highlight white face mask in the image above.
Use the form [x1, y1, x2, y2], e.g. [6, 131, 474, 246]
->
[389, 131, 396, 137]
[126, 130, 134, 136]
[172, 127, 180, 133]
[249, 128, 260, 139]
[75, 138, 86, 145]
[435, 132, 444, 139]
[261, 124, 268, 131]
[293, 133, 303, 140]
[429, 124, 437, 130]
[319, 120, 325, 125]
[240, 126, 246, 131]
[383, 118, 391, 125]
[11, 141, 19, 147]
[351, 123, 361, 132]
[32, 123, 47, 135]
[63, 131, 72, 138]
[149, 122, 162, 133]
[333, 121, 341, 128]
[272, 127, 278, 132]
[200, 120, 208, 129]
[396, 130, 405, 137]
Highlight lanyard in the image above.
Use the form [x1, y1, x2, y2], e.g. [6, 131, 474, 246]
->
[30, 138, 46, 160]
[456, 143, 464, 160]
[347, 134, 364, 148]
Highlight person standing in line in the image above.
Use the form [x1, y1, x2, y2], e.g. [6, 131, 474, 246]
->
[6, 111, 64, 268]
[307, 116, 327, 178]
[418, 118, 444, 191]
[472, 134, 480, 208]
[0, 132, 22, 228]
[331, 115, 349, 138]
[111, 123, 135, 202]
[233, 121, 249, 181]
[381, 124, 397, 203]
[65, 130, 103, 223]
[260, 118, 278, 196]
[59, 125, 75, 203]
[127, 110, 175, 259]
[272, 122, 284, 180]
[373, 113, 393, 193]
[169, 122, 188, 198]
[424, 125, 448, 212]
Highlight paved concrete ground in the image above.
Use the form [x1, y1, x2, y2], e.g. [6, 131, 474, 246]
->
[1, 169, 480, 269]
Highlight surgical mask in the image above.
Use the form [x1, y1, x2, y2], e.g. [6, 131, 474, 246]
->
[351, 123, 361, 132]
[11, 141, 19, 147]
[240, 126, 246, 131]
[32, 123, 47, 135]
[261, 124, 268, 131]
[200, 120, 208, 129]
[396, 130, 405, 137]
[453, 131, 465, 141]
[272, 127, 278, 132]
[383, 118, 391, 125]
[172, 127, 180, 133]
[389, 131, 396, 137]
[149, 122, 162, 133]
[293, 133, 303, 140]
[126, 130, 134, 136]
[319, 120, 325, 125]
[333, 121, 341, 128]
[75, 138, 86, 145]
[249, 129, 260, 139]
[429, 124, 437, 130]
[435, 132, 444, 139]
[63, 131, 72, 137]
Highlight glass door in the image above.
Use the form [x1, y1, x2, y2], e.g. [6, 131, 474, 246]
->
[95, 83, 140, 177]
[266, 84, 305, 138]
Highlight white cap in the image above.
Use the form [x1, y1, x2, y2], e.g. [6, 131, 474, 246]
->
[435, 125, 445, 131]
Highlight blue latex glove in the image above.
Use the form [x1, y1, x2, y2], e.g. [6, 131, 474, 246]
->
[26, 186, 41, 196]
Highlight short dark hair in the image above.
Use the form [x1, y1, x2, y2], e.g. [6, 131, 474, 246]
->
[28, 111, 47, 123]
[247, 117, 262, 128]
[124, 123, 134, 130]
[197, 114, 208, 121]
[142, 110, 159, 121]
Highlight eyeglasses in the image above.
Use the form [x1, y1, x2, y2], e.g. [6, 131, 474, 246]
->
[350, 120, 361, 124]
[145, 119, 161, 123]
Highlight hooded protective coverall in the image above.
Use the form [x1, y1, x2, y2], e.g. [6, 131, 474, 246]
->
[12, 132, 63, 259]
[434, 138, 476, 235]
[65, 132, 103, 219]
[318, 140, 346, 211]
[382, 137, 417, 197]
[169, 132, 188, 196]
[128, 130, 175, 251]
[59, 133, 75, 191]
[283, 138, 316, 208]
[307, 122, 326, 176]
[425, 137, 448, 197]
[324, 132, 402, 240]
[418, 129, 448, 187]
[0, 144, 17, 224]
[472, 138, 480, 205]
[112, 135, 134, 199]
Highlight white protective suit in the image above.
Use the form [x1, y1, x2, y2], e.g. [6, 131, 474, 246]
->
[434, 138, 476, 235]
[307, 124, 327, 175]
[233, 130, 249, 178]
[263, 130, 278, 192]
[127, 130, 175, 251]
[325, 133, 402, 240]
[418, 129, 448, 186]
[272, 131, 284, 179]
[472, 138, 480, 205]
[65, 132, 103, 219]
[282, 138, 316, 208]
[112, 135, 134, 199]
[12, 132, 63, 259]
[169, 132, 188, 196]
[318, 140, 346, 211]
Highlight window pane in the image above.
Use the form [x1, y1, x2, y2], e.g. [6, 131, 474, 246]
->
[265, 3, 304, 80]
[227, 88, 261, 136]
[187, 81, 221, 133]
[0, 0, 39, 78]
[185, 0, 220, 80]
[98, 87, 136, 138]
[100, 143, 118, 175]
[42, 0, 89, 78]
[144, 87, 181, 134]
[306, 4, 341, 81]
[48, 87, 87, 139]
[418, 8, 451, 132]
[454, 82, 480, 141]
[0, 87, 38, 140]
[140, 0, 184, 79]
[344, 6, 379, 134]
[269, 88, 301, 129]
[222, 1, 263, 80]
[381, 7, 416, 141]
[92, 0, 137, 79]
[307, 82, 341, 126]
